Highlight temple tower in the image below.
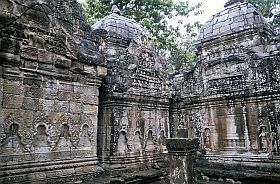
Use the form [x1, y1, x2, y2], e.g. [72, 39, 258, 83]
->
[92, 6, 172, 175]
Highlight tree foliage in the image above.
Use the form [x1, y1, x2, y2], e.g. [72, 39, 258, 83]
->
[83, 0, 202, 72]
[248, 0, 280, 32]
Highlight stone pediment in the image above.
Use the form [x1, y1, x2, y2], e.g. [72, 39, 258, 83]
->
[93, 8, 171, 99]
[103, 32, 171, 98]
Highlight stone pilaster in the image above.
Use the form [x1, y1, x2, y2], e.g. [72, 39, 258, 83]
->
[166, 125, 199, 184]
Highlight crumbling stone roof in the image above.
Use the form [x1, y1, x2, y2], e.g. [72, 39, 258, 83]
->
[197, 1, 273, 43]
[224, 0, 244, 8]
[92, 6, 143, 41]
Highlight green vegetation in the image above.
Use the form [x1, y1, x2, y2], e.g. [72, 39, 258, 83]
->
[248, 0, 280, 31]
[83, 0, 202, 72]
[83, 0, 280, 73]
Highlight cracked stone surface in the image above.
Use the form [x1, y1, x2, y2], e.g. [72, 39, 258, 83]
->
[172, 1, 280, 183]
[0, 0, 280, 183]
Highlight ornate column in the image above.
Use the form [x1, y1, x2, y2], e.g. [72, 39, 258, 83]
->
[166, 123, 199, 184]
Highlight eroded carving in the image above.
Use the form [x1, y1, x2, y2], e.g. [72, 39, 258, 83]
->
[56, 124, 72, 149]
[117, 131, 128, 155]
[145, 130, 155, 153]
[33, 124, 50, 151]
[132, 131, 143, 154]
[203, 128, 212, 150]
[158, 130, 166, 153]
[79, 124, 91, 147]
[0, 123, 24, 154]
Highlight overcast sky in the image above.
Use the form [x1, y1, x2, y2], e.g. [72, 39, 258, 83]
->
[195, 0, 228, 23]
[77, 0, 228, 24]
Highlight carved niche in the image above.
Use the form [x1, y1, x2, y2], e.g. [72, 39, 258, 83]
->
[203, 128, 212, 150]
[145, 130, 156, 153]
[56, 124, 72, 149]
[258, 125, 269, 153]
[117, 131, 128, 155]
[33, 124, 51, 153]
[0, 123, 24, 155]
[132, 131, 143, 155]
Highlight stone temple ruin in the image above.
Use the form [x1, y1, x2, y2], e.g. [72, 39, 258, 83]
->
[0, 0, 279, 183]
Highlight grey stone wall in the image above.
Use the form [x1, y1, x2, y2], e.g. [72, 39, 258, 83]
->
[93, 10, 171, 174]
[0, 0, 106, 183]
[172, 1, 280, 183]
[1, 0, 280, 183]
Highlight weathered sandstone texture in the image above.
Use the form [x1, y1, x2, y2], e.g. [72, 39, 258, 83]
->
[1, 0, 280, 183]
[92, 7, 171, 175]
[172, 0, 280, 183]
[0, 0, 106, 183]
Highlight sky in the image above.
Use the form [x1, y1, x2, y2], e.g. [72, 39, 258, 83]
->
[193, 0, 228, 24]
[77, 0, 228, 24]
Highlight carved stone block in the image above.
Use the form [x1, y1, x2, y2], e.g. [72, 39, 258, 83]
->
[58, 90, 73, 101]
[69, 102, 82, 114]
[44, 88, 58, 100]
[22, 97, 40, 111]
[54, 100, 70, 113]
[3, 94, 23, 109]
[3, 80, 23, 95]
[21, 46, 38, 61]
[37, 49, 54, 64]
[55, 58, 71, 69]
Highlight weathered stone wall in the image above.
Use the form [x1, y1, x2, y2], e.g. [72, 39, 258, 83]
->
[93, 10, 171, 174]
[1, 0, 280, 183]
[0, 0, 107, 183]
[172, 1, 280, 183]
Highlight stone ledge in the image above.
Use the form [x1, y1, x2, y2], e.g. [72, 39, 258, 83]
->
[166, 138, 199, 153]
